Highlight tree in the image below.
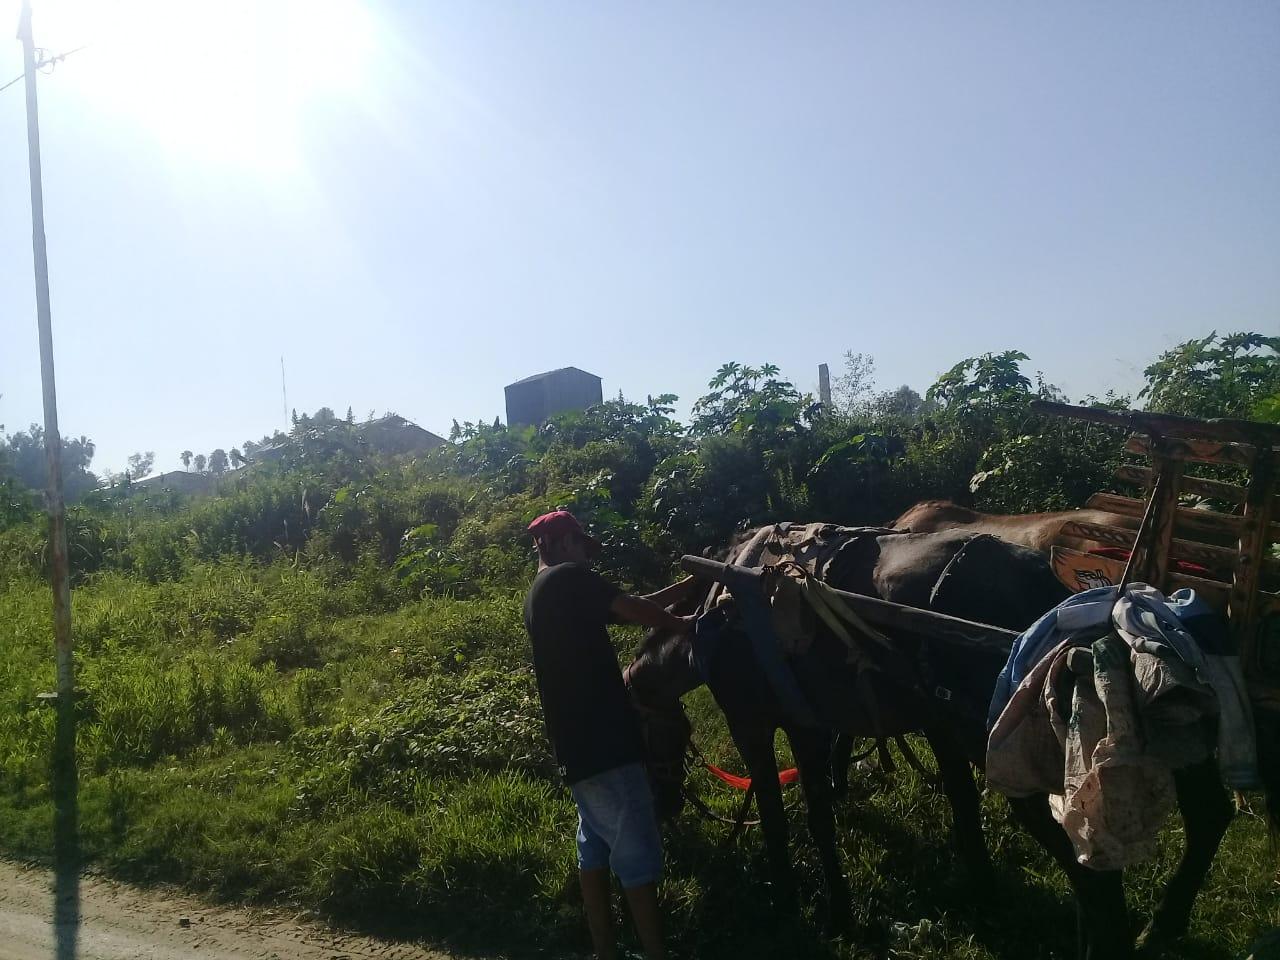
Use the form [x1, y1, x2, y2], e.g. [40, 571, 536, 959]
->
[539, 394, 683, 450]
[448, 419, 532, 476]
[832, 351, 876, 414]
[229, 448, 245, 468]
[927, 351, 1033, 415]
[0, 475, 32, 530]
[690, 363, 815, 443]
[969, 405, 1130, 514]
[181, 450, 193, 471]
[242, 440, 258, 459]
[126, 451, 155, 480]
[871, 385, 930, 418]
[0, 427, 34, 530]
[1256, 395, 1280, 424]
[346, 406, 354, 424]
[194, 453, 207, 473]
[0, 425, 98, 501]
[536, 395, 686, 510]
[208, 449, 229, 476]
[1140, 331, 1280, 421]
[655, 364, 822, 541]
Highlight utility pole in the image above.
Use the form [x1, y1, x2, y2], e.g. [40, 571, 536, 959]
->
[17, 1, 79, 955]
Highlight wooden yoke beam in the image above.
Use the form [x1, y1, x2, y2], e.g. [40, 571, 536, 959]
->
[679, 555, 1019, 652]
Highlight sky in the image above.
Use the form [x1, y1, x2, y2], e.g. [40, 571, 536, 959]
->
[1, 1, 1277, 476]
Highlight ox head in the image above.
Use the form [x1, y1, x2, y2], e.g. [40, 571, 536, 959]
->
[625, 613, 704, 822]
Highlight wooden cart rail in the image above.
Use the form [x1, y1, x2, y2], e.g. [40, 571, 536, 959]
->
[1029, 399, 1280, 449]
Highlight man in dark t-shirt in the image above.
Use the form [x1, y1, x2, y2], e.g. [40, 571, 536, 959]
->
[524, 510, 693, 960]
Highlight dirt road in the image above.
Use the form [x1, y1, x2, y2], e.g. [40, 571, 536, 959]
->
[0, 860, 464, 960]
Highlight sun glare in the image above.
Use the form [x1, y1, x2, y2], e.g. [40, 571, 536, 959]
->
[14, 0, 378, 172]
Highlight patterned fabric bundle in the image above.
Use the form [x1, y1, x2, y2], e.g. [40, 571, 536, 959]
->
[986, 583, 1257, 870]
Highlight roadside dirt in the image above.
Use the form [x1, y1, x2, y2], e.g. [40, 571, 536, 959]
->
[0, 860, 467, 960]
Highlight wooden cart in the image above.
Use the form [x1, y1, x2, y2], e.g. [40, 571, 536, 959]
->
[1032, 400, 1280, 709]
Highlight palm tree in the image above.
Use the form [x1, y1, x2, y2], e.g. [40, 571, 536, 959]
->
[181, 450, 193, 472]
[194, 454, 207, 473]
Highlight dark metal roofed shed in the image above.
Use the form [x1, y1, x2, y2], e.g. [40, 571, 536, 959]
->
[505, 367, 603, 427]
[507, 366, 603, 387]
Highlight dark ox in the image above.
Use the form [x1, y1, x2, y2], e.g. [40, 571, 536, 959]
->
[625, 526, 1280, 959]
[626, 529, 1065, 927]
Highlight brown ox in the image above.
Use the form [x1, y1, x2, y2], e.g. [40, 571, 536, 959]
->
[890, 499, 1138, 554]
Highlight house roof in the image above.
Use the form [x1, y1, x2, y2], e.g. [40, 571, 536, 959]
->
[506, 366, 602, 388]
[361, 414, 447, 446]
[252, 414, 446, 459]
[132, 470, 219, 492]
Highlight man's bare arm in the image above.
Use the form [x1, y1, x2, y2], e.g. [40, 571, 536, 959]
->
[639, 576, 698, 610]
[610, 593, 693, 633]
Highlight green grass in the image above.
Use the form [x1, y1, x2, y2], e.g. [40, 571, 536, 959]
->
[0, 565, 1276, 959]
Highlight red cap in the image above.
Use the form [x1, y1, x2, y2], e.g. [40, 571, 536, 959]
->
[528, 510, 600, 552]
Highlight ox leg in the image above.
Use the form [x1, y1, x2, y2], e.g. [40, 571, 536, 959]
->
[1008, 794, 1133, 960]
[830, 732, 853, 800]
[789, 726, 850, 934]
[1137, 757, 1233, 954]
[923, 725, 992, 882]
[1079, 870, 1131, 960]
[730, 723, 796, 915]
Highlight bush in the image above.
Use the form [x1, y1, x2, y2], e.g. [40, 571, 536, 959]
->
[970, 424, 1127, 514]
[291, 668, 549, 811]
[76, 653, 289, 772]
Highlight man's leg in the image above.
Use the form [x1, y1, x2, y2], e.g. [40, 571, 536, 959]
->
[579, 867, 618, 960]
[573, 778, 619, 960]
[611, 763, 666, 959]
[622, 882, 665, 960]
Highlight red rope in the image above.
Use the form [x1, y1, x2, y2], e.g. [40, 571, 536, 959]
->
[704, 761, 800, 791]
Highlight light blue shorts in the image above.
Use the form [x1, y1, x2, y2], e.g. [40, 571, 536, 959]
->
[569, 761, 663, 888]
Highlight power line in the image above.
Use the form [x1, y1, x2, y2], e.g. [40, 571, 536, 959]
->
[0, 44, 88, 94]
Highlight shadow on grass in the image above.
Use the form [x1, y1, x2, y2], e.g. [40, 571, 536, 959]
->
[662, 820, 844, 959]
[655, 775, 1085, 960]
[317, 850, 585, 960]
[324, 822, 839, 960]
[836, 796, 1079, 960]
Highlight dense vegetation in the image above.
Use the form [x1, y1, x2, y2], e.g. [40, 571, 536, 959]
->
[1, 332, 1277, 959]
